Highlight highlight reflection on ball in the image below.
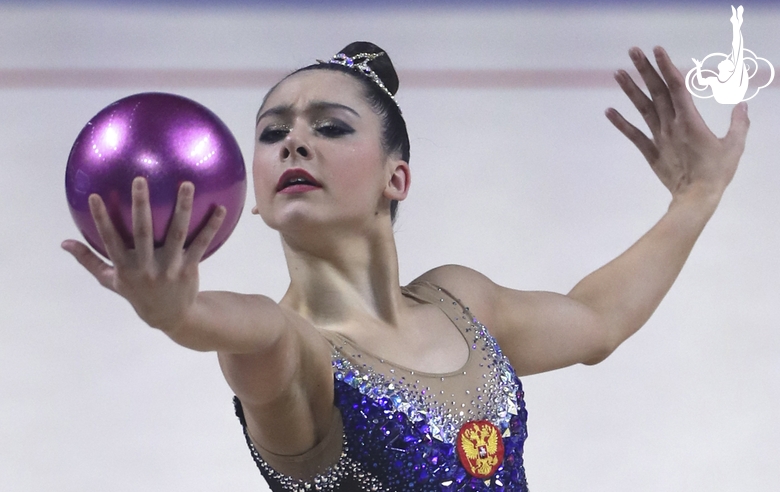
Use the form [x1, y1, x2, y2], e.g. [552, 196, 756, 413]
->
[65, 92, 246, 261]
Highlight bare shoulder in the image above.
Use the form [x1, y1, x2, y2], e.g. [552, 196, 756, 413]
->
[411, 264, 492, 295]
[412, 264, 604, 376]
[411, 264, 531, 331]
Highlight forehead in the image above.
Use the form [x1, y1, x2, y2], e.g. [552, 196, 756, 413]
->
[261, 69, 368, 115]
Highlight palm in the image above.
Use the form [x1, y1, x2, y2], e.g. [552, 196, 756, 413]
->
[606, 46, 749, 199]
[62, 178, 226, 331]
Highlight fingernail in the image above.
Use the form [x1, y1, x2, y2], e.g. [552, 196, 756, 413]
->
[629, 48, 640, 61]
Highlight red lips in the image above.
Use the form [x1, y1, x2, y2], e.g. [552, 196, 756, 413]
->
[276, 168, 322, 192]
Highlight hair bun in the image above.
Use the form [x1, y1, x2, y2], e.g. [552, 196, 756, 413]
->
[339, 41, 399, 96]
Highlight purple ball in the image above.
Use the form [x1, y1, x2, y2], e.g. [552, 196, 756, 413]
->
[65, 92, 246, 261]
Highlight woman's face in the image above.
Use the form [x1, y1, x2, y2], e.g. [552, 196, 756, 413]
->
[252, 70, 402, 233]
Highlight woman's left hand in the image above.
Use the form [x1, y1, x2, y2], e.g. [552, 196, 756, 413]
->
[425, 48, 751, 376]
[606, 46, 750, 202]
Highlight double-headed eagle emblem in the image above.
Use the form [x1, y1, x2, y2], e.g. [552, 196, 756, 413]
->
[456, 420, 505, 478]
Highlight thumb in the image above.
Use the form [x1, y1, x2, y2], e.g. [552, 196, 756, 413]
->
[724, 102, 750, 152]
[62, 239, 117, 291]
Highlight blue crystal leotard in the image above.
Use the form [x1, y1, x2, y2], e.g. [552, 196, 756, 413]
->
[234, 281, 529, 491]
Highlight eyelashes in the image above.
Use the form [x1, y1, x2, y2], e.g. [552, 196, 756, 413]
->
[258, 126, 290, 143]
[258, 120, 355, 144]
[315, 122, 354, 138]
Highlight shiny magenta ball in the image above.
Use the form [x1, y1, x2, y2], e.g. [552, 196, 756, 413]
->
[65, 92, 246, 261]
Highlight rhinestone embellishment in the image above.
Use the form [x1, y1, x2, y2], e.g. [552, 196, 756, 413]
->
[234, 283, 529, 491]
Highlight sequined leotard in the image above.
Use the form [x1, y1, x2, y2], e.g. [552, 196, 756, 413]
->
[234, 281, 529, 491]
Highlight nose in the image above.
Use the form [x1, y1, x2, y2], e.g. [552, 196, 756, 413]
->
[280, 131, 313, 161]
[280, 145, 309, 159]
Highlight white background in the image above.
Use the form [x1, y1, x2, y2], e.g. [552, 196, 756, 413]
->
[1, 3, 778, 491]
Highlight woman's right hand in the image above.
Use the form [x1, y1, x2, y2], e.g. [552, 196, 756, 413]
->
[61, 176, 226, 333]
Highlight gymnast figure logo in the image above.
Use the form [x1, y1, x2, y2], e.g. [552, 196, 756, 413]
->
[685, 5, 774, 104]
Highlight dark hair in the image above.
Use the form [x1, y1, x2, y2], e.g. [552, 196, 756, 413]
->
[262, 41, 410, 225]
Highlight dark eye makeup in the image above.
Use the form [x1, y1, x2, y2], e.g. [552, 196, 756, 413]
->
[258, 125, 290, 144]
[257, 118, 355, 144]
[314, 120, 355, 138]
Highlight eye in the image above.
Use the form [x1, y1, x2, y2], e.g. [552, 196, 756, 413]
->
[315, 120, 354, 138]
[258, 125, 290, 144]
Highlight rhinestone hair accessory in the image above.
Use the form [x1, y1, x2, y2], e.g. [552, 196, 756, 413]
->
[321, 52, 401, 111]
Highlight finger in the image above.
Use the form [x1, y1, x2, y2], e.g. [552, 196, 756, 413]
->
[163, 181, 195, 255]
[724, 102, 750, 154]
[614, 69, 661, 137]
[605, 107, 660, 164]
[653, 46, 702, 123]
[88, 193, 127, 264]
[61, 239, 117, 291]
[183, 205, 226, 264]
[131, 176, 154, 263]
[629, 47, 675, 129]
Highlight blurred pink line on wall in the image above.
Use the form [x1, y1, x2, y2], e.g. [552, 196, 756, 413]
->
[0, 68, 288, 88]
[404, 69, 618, 88]
[0, 67, 777, 89]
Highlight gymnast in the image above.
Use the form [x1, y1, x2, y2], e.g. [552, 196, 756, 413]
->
[61, 41, 749, 491]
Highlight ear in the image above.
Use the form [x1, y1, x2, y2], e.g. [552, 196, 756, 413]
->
[251, 206, 260, 215]
[383, 157, 411, 202]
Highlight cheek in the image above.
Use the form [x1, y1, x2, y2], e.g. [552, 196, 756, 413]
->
[333, 146, 386, 198]
[251, 147, 276, 202]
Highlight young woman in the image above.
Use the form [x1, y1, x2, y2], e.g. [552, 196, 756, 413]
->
[61, 41, 749, 491]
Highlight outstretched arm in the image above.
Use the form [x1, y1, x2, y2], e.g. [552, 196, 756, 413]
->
[62, 177, 333, 403]
[62, 177, 289, 354]
[417, 47, 749, 376]
[574, 45, 750, 353]
[63, 178, 334, 450]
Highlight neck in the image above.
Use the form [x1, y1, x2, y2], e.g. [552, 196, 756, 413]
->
[278, 217, 406, 330]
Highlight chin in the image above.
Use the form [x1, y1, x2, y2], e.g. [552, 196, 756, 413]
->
[284, 213, 379, 240]
[265, 207, 332, 233]
[261, 198, 378, 233]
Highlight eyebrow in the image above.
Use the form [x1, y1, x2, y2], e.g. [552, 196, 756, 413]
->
[256, 101, 361, 125]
